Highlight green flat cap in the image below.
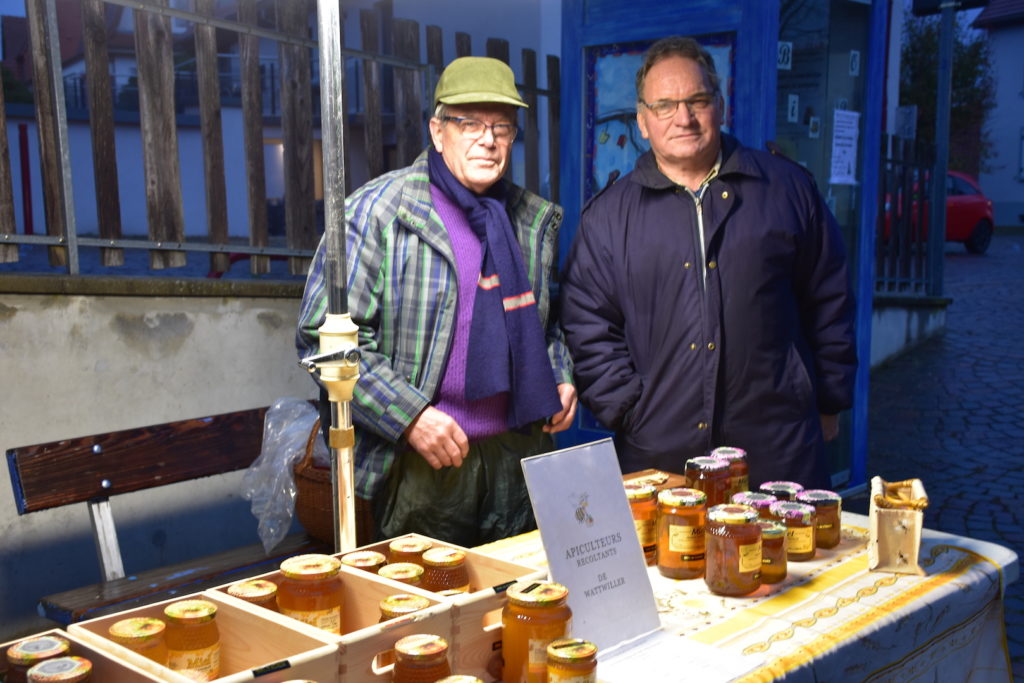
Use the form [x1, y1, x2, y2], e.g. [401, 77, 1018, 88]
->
[434, 56, 528, 108]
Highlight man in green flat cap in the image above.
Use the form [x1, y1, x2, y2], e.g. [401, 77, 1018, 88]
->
[298, 57, 576, 546]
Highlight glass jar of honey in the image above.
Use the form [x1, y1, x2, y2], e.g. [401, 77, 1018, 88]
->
[656, 487, 707, 580]
[731, 491, 778, 520]
[759, 480, 804, 502]
[163, 599, 221, 681]
[624, 483, 658, 565]
[26, 657, 91, 683]
[226, 578, 279, 611]
[502, 582, 573, 683]
[684, 457, 730, 507]
[379, 594, 432, 622]
[710, 446, 749, 499]
[757, 521, 788, 584]
[796, 489, 843, 549]
[546, 638, 597, 683]
[378, 562, 424, 586]
[435, 677, 484, 683]
[340, 550, 387, 573]
[704, 504, 762, 596]
[108, 617, 169, 665]
[420, 548, 471, 594]
[6, 636, 70, 683]
[392, 634, 451, 683]
[770, 501, 817, 562]
[278, 554, 344, 634]
[389, 537, 433, 565]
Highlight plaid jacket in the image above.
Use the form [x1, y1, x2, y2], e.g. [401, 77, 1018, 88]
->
[297, 150, 572, 499]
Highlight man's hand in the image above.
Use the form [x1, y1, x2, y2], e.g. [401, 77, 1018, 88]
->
[543, 383, 578, 434]
[405, 406, 470, 469]
[820, 413, 839, 442]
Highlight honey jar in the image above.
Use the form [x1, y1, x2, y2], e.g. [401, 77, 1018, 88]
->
[379, 594, 432, 622]
[278, 554, 344, 634]
[6, 636, 70, 683]
[108, 617, 169, 665]
[226, 578, 279, 611]
[435, 677, 484, 683]
[759, 480, 804, 502]
[26, 657, 91, 683]
[710, 446, 749, 499]
[704, 504, 762, 596]
[546, 638, 597, 683]
[770, 501, 818, 562]
[757, 520, 788, 584]
[501, 582, 573, 683]
[624, 482, 658, 565]
[340, 549, 387, 573]
[420, 547, 471, 593]
[378, 562, 424, 586]
[684, 456, 730, 507]
[163, 599, 221, 681]
[392, 634, 452, 683]
[731, 491, 778, 520]
[796, 489, 843, 549]
[656, 487, 707, 580]
[389, 536, 433, 565]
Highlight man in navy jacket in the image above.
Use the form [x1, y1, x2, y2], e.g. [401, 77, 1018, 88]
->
[561, 36, 856, 489]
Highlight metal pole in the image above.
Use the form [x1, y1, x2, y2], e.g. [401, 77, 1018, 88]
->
[928, 1, 955, 297]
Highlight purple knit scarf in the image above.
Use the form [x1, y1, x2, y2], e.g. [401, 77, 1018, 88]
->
[428, 148, 561, 429]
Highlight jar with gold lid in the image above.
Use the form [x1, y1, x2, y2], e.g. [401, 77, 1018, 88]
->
[420, 547, 470, 593]
[757, 520, 788, 584]
[759, 480, 804, 502]
[278, 554, 344, 634]
[770, 501, 817, 561]
[226, 578, 279, 611]
[501, 582, 572, 683]
[26, 656, 91, 683]
[163, 599, 221, 681]
[375, 594, 433, 669]
[684, 457, 730, 507]
[796, 489, 842, 549]
[731, 491, 778, 520]
[705, 504, 762, 596]
[624, 483, 658, 565]
[546, 638, 597, 683]
[108, 617, 169, 665]
[6, 635, 70, 683]
[340, 550, 387, 573]
[435, 677, 484, 683]
[710, 446, 749, 500]
[656, 487, 707, 580]
[389, 537, 433, 565]
[392, 634, 451, 683]
[378, 562, 424, 586]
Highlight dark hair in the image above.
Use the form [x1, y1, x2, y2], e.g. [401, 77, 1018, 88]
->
[635, 36, 720, 102]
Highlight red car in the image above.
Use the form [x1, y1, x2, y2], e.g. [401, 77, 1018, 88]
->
[883, 170, 995, 254]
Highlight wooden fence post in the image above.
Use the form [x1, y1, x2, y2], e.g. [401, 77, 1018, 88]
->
[238, 0, 270, 274]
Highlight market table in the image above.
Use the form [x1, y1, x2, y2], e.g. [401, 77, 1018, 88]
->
[475, 511, 1018, 682]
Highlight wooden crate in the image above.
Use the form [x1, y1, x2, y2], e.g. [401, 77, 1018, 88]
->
[1, 628, 170, 681]
[68, 592, 339, 682]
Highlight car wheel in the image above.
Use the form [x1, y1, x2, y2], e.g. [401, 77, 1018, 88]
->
[965, 219, 993, 254]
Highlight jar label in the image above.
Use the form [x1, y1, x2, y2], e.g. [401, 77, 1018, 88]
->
[668, 524, 704, 553]
[529, 638, 554, 673]
[281, 606, 342, 634]
[817, 522, 835, 529]
[548, 671, 597, 683]
[738, 539, 762, 573]
[168, 643, 220, 681]
[634, 518, 656, 546]
[787, 526, 814, 554]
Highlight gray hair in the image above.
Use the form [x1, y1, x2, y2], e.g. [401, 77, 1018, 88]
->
[433, 103, 448, 119]
[635, 36, 720, 102]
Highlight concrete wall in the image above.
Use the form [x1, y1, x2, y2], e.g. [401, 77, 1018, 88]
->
[869, 296, 950, 368]
[978, 23, 1024, 227]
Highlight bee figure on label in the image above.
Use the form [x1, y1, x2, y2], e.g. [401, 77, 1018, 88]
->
[572, 493, 594, 527]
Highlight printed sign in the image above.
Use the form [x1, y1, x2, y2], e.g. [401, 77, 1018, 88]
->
[787, 94, 800, 123]
[778, 41, 793, 70]
[830, 109, 861, 185]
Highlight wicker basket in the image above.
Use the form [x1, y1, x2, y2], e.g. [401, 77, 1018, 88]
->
[293, 417, 335, 544]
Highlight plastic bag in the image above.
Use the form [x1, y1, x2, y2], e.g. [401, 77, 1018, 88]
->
[241, 397, 322, 553]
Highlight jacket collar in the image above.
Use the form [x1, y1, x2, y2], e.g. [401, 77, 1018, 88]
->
[630, 133, 764, 190]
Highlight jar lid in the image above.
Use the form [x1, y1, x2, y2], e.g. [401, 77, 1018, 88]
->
[435, 677, 484, 683]
[340, 550, 387, 569]
[710, 446, 747, 462]
[108, 617, 166, 644]
[757, 520, 787, 538]
[506, 581, 569, 606]
[379, 562, 424, 582]
[25, 656, 92, 681]
[394, 634, 449, 659]
[422, 547, 466, 568]
[227, 579, 278, 601]
[731, 491, 777, 509]
[7, 636, 70, 665]
[797, 489, 842, 506]
[280, 553, 341, 580]
[546, 637, 598, 664]
[164, 599, 218, 624]
[437, 589, 466, 599]
[380, 593, 431, 618]
[759, 481, 805, 497]
[389, 536, 433, 555]
[657, 487, 707, 508]
[623, 482, 657, 501]
[770, 500, 817, 524]
[685, 456, 729, 472]
[707, 504, 759, 524]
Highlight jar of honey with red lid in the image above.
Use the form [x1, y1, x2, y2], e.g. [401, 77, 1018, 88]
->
[710, 446, 749, 500]
[378, 562, 424, 586]
[546, 638, 598, 683]
[340, 550, 387, 573]
[108, 617, 169, 665]
[684, 457, 730, 507]
[757, 520, 788, 584]
[227, 578, 279, 611]
[392, 634, 451, 683]
[389, 537, 433, 565]
[656, 487, 707, 580]
[796, 489, 842, 549]
[26, 657, 91, 683]
[624, 483, 658, 565]
[420, 547, 470, 593]
[164, 599, 221, 681]
[759, 480, 804, 502]
[731, 491, 778, 520]
[502, 582, 573, 683]
[278, 554, 344, 634]
[705, 504, 762, 596]
[6, 636, 71, 683]
[770, 501, 817, 561]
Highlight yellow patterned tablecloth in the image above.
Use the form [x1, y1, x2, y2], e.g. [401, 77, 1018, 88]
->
[476, 512, 1018, 682]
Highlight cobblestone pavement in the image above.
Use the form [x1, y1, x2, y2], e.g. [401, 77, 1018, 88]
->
[851, 232, 1024, 678]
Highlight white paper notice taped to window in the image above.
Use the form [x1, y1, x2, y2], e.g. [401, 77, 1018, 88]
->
[829, 109, 860, 185]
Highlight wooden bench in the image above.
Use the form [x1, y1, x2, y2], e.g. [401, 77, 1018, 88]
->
[6, 408, 330, 626]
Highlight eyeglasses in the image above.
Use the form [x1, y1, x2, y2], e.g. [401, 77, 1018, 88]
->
[441, 116, 518, 142]
[640, 92, 718, 120]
